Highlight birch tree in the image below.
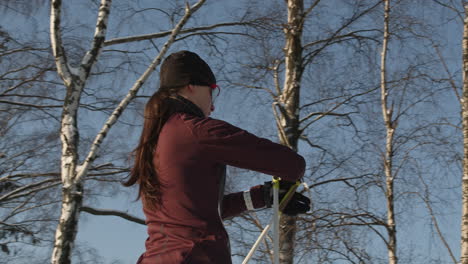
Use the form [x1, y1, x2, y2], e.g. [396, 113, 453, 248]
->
[369, 1, 458, 262]
[227, 0, 384, 262]
[461, 2, 468, 263]
[275, 1, 304, 262]
[50, 1, 114, 262]
[380, 1, 397, 263]
[49, 0, 207, 262]
[422, 1, 468, 262]
[226, 0, 459, 263]
[275, 1, 383, 262]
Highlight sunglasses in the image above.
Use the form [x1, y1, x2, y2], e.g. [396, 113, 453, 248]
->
[209, 84, 221, 103]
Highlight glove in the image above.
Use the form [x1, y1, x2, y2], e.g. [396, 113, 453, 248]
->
[263, 180, 311, 216]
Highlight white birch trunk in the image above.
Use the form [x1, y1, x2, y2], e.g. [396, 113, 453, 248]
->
[278, 1, 304, 263]
[49, 1, 206, 263]
[51, 0, 112, 263]
[460, 3, 468, 264]
[380, 1, 397, 264]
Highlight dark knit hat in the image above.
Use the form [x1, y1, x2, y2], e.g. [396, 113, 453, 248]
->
[159, 50, 216, 90]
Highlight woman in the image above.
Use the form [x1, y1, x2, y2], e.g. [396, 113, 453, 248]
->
[124, 50, 310, 263]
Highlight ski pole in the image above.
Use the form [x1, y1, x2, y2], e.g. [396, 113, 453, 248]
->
[242, 181, 301, 264]
[273, 179, 280, 264]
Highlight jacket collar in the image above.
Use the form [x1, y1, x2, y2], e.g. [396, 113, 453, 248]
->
[166, 95, 205, 118]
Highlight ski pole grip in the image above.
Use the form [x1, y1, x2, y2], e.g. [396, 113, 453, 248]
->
[278, 181, 301, 212]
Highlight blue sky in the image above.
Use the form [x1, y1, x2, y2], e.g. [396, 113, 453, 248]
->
[1, 0, 466, 263]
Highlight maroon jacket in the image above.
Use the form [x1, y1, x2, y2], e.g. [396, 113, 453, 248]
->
[137, 97, 305, 264]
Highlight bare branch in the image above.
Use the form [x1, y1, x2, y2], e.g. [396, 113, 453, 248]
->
[232, 82, 277, 99]
[272, 102, 293, 149]
[79, 0, 112, 81]
[434, 44, 461, 103]
[103, 21, 257, 47]
[50, 0, 73, 86]
[303, 0, 321, 18]
[299, 87, 378, 133]
[432, 0, 463, 22]
[303, 29, 381, 50]
[81, 206, 145, 225]
[308, 175, 371, 189]
[0, 179, 60, 202]
[412, 171, 457, 264]
[303, 1, 383, 66]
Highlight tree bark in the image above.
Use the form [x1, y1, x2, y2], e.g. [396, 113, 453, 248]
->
[380, 1, 397, 264]
[50, 1, 112, 263]
[461, 2, 468, 264]
[278, 1, 304, 263]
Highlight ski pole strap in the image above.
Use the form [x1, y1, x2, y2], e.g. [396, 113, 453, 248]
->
[264, 180, 302, 210]
[243, 190, 255, 211]
[272, 178, 280, 191]
[279, 181, 301, 212]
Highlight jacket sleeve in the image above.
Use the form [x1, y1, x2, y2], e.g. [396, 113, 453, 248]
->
[191, 118, 306, 182]
[190, 118, 305, 220]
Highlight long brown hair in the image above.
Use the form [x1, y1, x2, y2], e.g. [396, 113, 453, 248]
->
[125, 50, 215, 209]
[123, 88, 179, 209]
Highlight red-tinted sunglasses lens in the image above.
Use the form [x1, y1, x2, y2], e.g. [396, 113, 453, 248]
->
[209, 84, 220, 102]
